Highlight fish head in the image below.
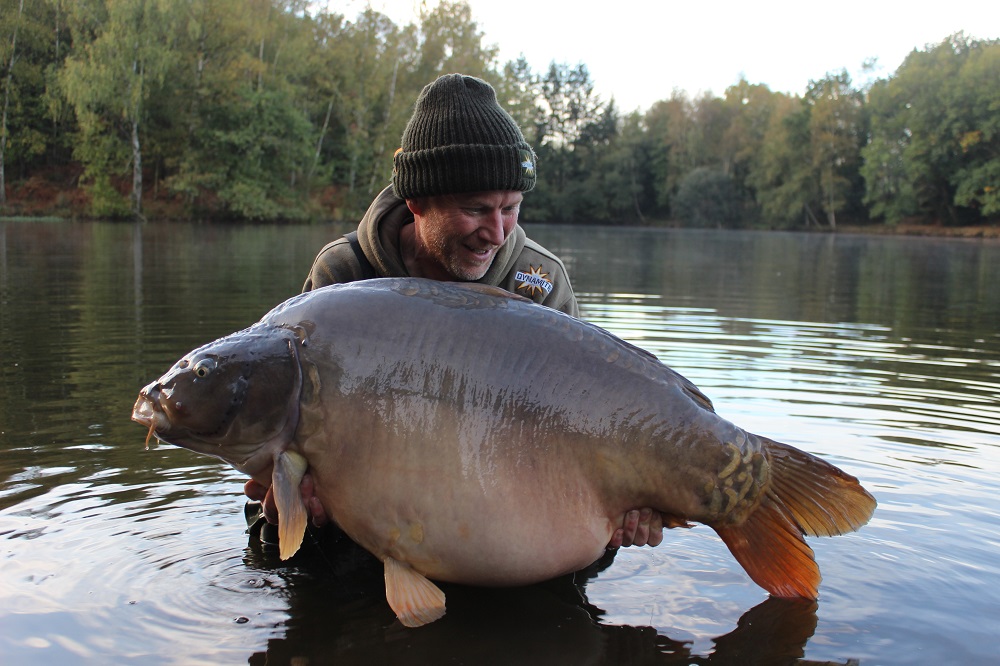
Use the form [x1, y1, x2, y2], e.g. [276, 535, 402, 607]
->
[132, 325, 303, 476]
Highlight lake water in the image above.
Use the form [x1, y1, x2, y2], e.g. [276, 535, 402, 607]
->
[1, 220, 999, 665]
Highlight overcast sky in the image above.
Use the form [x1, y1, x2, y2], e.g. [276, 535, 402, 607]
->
[330, 0, 999, 112]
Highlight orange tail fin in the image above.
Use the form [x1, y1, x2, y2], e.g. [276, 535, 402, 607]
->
[714, 437, 876, 599]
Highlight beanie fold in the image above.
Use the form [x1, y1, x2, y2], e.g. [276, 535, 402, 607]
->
[394, 143, 535, 199]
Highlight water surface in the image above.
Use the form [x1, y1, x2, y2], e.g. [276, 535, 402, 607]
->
[2, 221, 998, 664]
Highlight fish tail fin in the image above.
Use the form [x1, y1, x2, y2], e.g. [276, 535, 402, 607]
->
[713, 437, 876, 599]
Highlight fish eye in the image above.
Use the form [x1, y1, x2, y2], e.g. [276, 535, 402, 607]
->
[193, 358, 216, 378]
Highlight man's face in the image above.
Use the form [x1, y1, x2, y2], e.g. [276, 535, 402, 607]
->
[410, 191, 522, 281]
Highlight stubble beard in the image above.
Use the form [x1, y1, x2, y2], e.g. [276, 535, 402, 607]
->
[426, 230, 497, 282]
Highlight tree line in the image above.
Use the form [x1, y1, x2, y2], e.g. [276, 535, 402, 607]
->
[1, 0, 997, 227]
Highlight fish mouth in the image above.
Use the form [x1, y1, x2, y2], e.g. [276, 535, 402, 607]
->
[131, 392, 170, 446]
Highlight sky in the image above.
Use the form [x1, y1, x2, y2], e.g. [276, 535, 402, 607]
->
[329, 0, 999, 112]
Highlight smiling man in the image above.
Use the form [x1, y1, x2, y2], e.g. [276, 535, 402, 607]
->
[247, 73, 663, 555]
[400, 191, 523, 282]
[301, 73, 579, 317]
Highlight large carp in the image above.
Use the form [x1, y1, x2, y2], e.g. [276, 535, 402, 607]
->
[132, 278, 875, 627]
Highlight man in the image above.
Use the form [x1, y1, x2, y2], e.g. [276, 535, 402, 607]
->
[246, 73, 662, 554]
[302, 73, 578, 316]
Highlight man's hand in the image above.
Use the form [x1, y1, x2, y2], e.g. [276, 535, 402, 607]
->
[244, 475, 328, 528]
[608, 508, 664, 549]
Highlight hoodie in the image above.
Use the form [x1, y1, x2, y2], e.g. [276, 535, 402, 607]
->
[303, 186, 579, 317]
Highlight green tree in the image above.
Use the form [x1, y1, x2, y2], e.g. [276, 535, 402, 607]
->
[328, 8, 415, 215]
[1, 0, 75, 208]
[0, 0, 26, 208]
[747, 94, 817, 228]
[537, 62, 601, 147]
[557, 99, 637, 224]
[159, 0, 255, 210]
[494, 56, 540, 144]
[413, 0, 495, 83]
[860, 77, 918, 223]
[805, 71, 866, 229]
[495, 59, 656, 225]
[643, 91, 695, 214]
[673, 166, 744, 228]
[59, 0, 179, 218]
[298, 9, 350, 196]
[689, 92, 732, 172]
[744, 73, 865, 230]
[592, 106, 658, 224]
[163, 0, 320, 220]
[949, 39, 1000, 218]
[863, 34, 999, 225]
[528, 62, 606, 222]
[722, 79, 781, 220]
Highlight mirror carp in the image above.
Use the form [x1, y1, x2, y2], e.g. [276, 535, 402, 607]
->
[132, 278, 876, 627]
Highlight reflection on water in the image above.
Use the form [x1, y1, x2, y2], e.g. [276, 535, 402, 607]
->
[2, 221, 999, 664]
[248, 536, 824, 666]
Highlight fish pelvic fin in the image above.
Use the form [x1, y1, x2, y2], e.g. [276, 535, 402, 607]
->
[272, 450, 309, 561]
[383, 557, 446, 628]
[714, 437, 876, 600]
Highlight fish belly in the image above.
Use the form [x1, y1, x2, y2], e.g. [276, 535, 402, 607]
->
[304, 426, 620, 585]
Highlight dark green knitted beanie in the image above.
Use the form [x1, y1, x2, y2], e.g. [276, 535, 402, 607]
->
[392, 73, 537, 199]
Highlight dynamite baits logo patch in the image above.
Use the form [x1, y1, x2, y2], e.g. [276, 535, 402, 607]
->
[515, 265, 553, 296]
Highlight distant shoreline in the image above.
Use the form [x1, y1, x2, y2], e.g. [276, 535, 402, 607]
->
[835, 224, 1000, 239]
[3, 214, 998, 239]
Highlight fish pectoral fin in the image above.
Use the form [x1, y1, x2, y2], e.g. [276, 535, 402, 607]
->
[272, 450, 309, 561]
[383, 557, 446, 628]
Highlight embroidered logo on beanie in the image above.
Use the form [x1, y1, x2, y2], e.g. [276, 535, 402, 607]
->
[520, 149, 536, 178]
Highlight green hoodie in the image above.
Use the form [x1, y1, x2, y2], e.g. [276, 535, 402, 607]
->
[303, 186, 580, 317]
